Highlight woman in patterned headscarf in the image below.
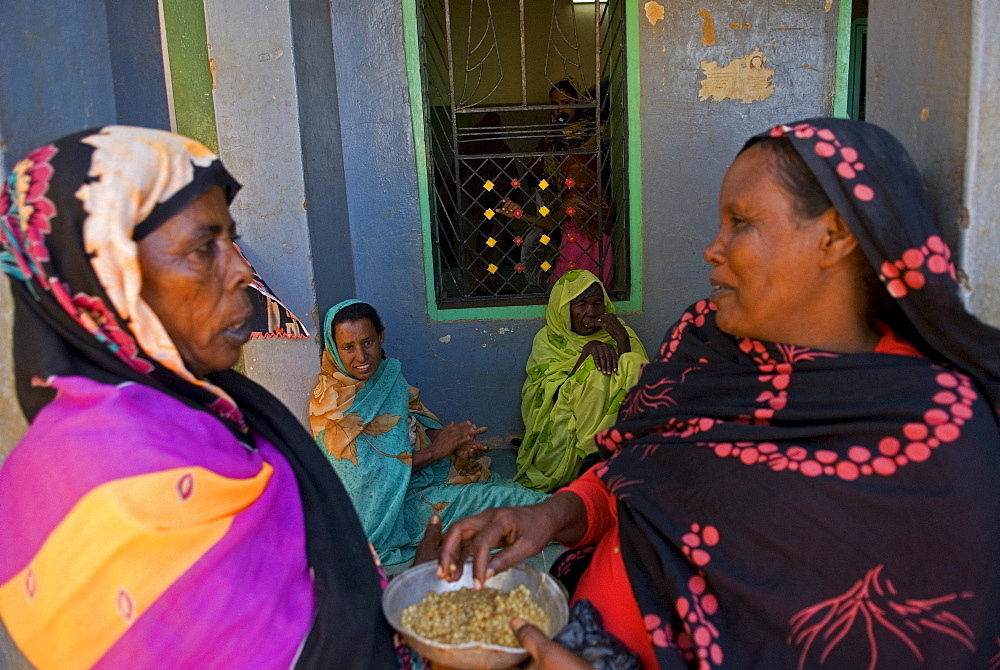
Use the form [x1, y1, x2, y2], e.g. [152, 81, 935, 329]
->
[310, 299, 549, 569]
[438, 119, 1000, 668]
[0, 127, 397, 668]
[516, 270, 647, 492]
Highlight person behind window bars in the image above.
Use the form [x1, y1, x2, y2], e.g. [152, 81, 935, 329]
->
[499, 79, 614, 290]
[459, 112, 512, 295]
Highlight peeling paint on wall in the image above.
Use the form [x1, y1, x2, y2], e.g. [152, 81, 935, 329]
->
[644, 1, 665, 26]
[209, 57, 217, 90]
[699, 9, 716, 46]
[699, 48, 775, 103]
[439, 334, 452, 343]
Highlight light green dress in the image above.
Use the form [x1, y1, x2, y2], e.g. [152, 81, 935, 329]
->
[516, 271, 648, 492]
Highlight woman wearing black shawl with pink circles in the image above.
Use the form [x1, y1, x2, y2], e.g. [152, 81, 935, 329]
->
[438, 118, 1000, 669]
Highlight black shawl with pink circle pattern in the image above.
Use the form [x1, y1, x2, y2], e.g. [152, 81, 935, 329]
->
[596, 119, 1000, 668]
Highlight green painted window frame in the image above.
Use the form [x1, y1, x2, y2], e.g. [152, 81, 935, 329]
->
[832, 0, 854, 118]
[160, 0, 218, 153]
[401, 0, 644, 322]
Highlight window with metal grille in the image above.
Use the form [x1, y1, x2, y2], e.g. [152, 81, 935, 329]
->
[404, 0, 640, 314]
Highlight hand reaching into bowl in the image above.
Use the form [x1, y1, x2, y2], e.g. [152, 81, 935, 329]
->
[436, 493, 588, 590]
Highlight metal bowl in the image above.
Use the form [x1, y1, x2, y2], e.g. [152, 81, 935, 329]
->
[382, 560, 569, 669]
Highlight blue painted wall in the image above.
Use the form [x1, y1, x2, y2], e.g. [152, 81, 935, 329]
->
[0, 0, 840, 449]
[322, 0, 839, 443]
[0, 0, 169, 167]
[626, 0, 839, 343]
[106, 0, 172, 130]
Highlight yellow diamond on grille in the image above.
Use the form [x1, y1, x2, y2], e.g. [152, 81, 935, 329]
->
[540, 261, 552, 272]
[540, 234, 551, 245]
[486, 237, 497, 247]
[485, 209, 495, 219]
[538, 206, 550, 217]
[539, 179, 549, 190]
[484, 180, 494, 191]
[487, 263, 499, 274]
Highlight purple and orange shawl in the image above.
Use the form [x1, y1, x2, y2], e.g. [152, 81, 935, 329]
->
[0, 127, 395, 668]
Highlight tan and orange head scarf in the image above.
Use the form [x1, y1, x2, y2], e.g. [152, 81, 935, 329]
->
[1, 125, 244, 424]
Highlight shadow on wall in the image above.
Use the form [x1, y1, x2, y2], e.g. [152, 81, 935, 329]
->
[0, 280, 31, 669]
[0, 621, 33, 669]
[0, 278, 28, 459]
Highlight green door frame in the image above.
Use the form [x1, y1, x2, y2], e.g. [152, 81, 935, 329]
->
[833, 0, 854, 118]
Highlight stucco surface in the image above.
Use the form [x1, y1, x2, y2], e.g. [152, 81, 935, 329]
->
[867, 0, 972, 256]
[626, 0, 839, 346]
[960, 0, 1000, 327]
[868, 0, 1000, 329]
[203, 0, 321, 423]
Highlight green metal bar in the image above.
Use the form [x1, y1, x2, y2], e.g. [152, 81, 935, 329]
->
[619, 0, 643, 314]
[832, 0, 853, 118]
[401, 0, 443, 318]
[161, 0, 219, 152]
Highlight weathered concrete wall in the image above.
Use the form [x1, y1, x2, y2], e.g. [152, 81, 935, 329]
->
[106, 0, 173, 130]
[0, 0, 120, 463]
[288, 0, 359, 318]
[625, 0, 839, 344]
[962, 0, 1000, 327]
[325, 0, 838, 440]
[0, 5, 168, 667]
[0, 3, 115, 163]
[0, 1, 168, 657]
[866, 1, 971, 255]
[202, 0, 322, 424]
[868, 0, 1000, 328]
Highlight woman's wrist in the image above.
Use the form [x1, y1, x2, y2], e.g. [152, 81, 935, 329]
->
[540, 492, 588, 545]
[429, 438, 452, 461]
[412, 439, 448, 470]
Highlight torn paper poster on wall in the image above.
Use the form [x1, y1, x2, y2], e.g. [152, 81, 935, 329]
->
[698, 47, 775, 103]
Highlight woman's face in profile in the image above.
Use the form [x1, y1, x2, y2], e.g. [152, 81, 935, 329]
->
[704, 144, 829, 344]
[137, 186, 253, 378]
[334, 318, 384, 380]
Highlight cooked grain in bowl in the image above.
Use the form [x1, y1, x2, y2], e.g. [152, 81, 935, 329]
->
[400, 584, 550, 648]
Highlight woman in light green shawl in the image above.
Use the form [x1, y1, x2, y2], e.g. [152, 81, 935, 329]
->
[310, 300, 548, 567]
[516, 271, 648, 491]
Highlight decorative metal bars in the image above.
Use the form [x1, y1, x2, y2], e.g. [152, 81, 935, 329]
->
[417, 0, 630, 307]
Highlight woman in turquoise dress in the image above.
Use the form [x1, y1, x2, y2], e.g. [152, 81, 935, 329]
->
[310, 300, 548, 567]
